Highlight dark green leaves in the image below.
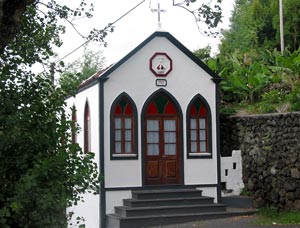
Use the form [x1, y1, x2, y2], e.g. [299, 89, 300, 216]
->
[0, 1, 102, 227]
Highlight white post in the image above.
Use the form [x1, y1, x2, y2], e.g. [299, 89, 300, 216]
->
[279, 0, 284, 54]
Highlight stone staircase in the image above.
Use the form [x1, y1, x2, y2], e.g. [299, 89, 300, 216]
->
[106, 188, 255, 228]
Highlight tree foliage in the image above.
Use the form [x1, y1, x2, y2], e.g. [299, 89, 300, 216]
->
[0, 1, 106, 227]
[219, 0, 276, 55]
[172, 0, 223, 36]
[193, 45, 212, 62]
[220, 0, 300, 55]
[279, 0, 300, 51]
[212, 47, 300, 114]
[60, 46, 106, 86]
[198, 0, 300, 115]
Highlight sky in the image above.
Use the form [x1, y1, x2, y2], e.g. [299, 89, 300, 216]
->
[54, 0, 235, 67]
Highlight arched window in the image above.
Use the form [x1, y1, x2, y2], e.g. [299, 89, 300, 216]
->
[71, 105, 77, 144]
[111, 94, 137, 159]
[84, 100, 90, 153]
[187, 95, 211, 158]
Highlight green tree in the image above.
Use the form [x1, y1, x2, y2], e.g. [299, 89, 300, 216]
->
[210, 0, 300, 114]
[0, 1, 108, 227]
[219, 0, 277, 55]
[219, 0, 300, 55]
[193, 45, 212, 62]
[61, 46, 106, 83]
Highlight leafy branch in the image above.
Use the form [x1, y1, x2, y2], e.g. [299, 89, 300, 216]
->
[172, 0, 223, 37]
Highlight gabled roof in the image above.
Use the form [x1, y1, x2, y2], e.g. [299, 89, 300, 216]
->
[79, 31, 221, 92]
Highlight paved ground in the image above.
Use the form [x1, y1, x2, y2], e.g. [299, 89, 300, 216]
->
[149, 215, 300, 228]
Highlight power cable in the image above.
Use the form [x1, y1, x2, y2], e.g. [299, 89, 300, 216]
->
[56, 0, 146, 64]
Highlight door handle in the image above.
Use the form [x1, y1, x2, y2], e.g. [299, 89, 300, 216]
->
[162, 155, 166, 158]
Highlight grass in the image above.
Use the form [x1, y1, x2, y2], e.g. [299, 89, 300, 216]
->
[240, 187, 251, 196]
[253, 207, 300, 225]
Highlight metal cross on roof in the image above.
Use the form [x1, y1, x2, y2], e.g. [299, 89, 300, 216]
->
[151, 2, 166, 30]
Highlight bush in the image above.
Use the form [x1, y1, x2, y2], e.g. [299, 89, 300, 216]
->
[286, 86, 300, 111]
[256, 90, 285, 113]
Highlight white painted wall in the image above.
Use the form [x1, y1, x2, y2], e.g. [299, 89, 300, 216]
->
[66, 84, 100, 228]
[68, 193, 99, 228]
[106, 190, 132, 214]
[221, 150, 244, 195]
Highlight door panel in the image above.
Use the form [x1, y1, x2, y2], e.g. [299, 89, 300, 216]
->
[147, 160, 160, 178]
[165, 160, 176, 178]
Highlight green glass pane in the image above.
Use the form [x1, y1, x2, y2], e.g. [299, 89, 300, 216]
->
[155, 95, 168, 114]
[194, 99, 202, 114]
[119, 99, 127, 113]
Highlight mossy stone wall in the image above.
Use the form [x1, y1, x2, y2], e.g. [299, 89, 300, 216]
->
[221, 112, 300, 210]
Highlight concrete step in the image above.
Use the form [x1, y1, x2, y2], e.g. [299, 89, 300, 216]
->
[123, 196, 214, 207]
[132, 188, 202, 200]
[115, 203, 227, 217]
[106, 208, 257, 228]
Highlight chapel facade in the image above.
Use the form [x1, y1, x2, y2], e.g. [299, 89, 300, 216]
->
[66, 31, 222, 228]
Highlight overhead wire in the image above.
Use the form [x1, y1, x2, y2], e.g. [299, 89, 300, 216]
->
[50, 0, 147, 67]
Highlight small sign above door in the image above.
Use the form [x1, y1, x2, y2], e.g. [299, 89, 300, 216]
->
[156, 79, 167, 87]
[150, 52, 172, 77]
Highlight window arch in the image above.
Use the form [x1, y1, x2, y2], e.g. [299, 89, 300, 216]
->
[187, 95, 212, 158]
[84, 100, 90, 154]
[110, 93, 137, 159]
[145, 92, 178, 116]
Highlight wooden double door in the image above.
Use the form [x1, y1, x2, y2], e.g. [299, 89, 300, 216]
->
[144, 116, 181, 185]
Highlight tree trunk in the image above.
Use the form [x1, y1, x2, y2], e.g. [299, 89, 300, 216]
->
[0, 0, 34, 53]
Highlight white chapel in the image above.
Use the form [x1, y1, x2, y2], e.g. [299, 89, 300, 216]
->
[66, 27, 223, 227]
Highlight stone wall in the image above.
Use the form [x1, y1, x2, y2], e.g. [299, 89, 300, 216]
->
[221, 112, 300, 210]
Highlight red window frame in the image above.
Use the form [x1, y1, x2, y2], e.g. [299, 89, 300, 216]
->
[84, 101, 90, 154]
[112, 97, 135, 155]
[71, 106, 77, 144]
[188, 98, 210, 155]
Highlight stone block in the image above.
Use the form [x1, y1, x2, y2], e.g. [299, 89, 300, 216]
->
[291, 168, 300, 179]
